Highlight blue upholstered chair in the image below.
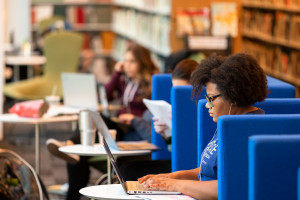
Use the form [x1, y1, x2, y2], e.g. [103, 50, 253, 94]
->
[298, 167, 300, 200]
[248, 135, 300, 200]
[151, 74, 172, 160]
[217, 115, 300, 200]
[171, 85, 205, 172]
[266, 75, 295, 98]
[198, 98, 300, 163]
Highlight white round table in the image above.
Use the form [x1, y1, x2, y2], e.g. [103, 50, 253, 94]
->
[0, 113, 78, 174]
[60, 144, 151, 184]
[80, 184, 139, 200]
[80, 184, 195, 200]
[5, 55, 46, 81]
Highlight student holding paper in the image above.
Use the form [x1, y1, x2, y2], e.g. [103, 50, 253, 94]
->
[153, 59, 198, 148]
[138, 53, 267, 200]
[119, 59, 198, 180]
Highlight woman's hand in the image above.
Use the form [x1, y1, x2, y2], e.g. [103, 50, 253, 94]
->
[118, 113, 135, 125]
[114, 61, 125, 73]
[138, 173, 170, 184]
[153, 117, 168, 137]
[140, 176, 179, 192]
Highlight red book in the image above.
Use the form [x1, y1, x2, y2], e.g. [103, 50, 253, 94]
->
[76, 7, 85, 24]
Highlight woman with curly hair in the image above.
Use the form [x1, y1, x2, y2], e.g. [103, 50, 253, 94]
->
[138, 53, 268, 200]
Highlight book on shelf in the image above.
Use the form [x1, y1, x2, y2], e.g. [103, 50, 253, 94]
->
[274, 12, 291, 41]
[176, 7, 210, 37]
[211, 2, 238, 37]
[291, 51, 300, 78]
[289, 15, 300, 43]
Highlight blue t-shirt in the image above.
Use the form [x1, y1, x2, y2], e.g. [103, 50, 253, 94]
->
[198, 108, 265, 181]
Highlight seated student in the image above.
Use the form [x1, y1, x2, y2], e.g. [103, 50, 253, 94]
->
[138, 53, 267, 200]
[152, 59, 198, 149]
[119, 59, 198, 181]
[46, 43, 158, 200]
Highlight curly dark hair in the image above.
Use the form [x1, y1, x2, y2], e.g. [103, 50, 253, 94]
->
[190, 53, 268, 107]
[172, 59, 198, 82]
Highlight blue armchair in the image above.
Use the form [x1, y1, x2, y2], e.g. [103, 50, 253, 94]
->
[248, 135, 300, 200]
[218, 114, 300, 200]
[171, 85, 205, 172]
[266, 75, 295, 98]
[151, 74, 172, 160]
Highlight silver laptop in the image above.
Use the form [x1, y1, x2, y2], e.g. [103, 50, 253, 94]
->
[61, 73, 98, 111]
[88, 110, 159, 151]
[102, 137, 181, 195]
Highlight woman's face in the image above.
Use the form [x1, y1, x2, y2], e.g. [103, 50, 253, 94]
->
[124, 51, 139, 79]
[205, 82, 232, 122]
[172, 79, 189, 86]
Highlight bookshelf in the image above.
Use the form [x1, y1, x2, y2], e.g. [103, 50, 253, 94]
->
[31, 0, 114, 58]
[111, 0, 242, 72]
[242, 0, 300, 96]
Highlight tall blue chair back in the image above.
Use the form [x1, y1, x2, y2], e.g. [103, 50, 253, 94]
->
[218, 114, 300, 200]
[198, 98, 300, 165]
[298, 167, 300, 200]
[266, 75, 295, 98]
[171, 86, 205, 172]
[248, 135, 300, 200]
[151, 74, 172, 160]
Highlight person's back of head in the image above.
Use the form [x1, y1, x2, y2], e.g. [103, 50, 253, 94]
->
[172, 59, 198, 86]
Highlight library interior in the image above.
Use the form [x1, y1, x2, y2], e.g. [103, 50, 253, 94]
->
[1, 0, 300, 200]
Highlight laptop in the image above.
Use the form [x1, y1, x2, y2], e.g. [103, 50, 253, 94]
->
[61, 73, 99, 111]
[88, 110, 159, 151]
[102, 136, 181, 195]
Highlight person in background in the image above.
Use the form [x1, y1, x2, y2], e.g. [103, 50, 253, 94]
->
[152, 59, 198, 150]
[138, 53, 268, 200]
[46, 43, 159, 200]
[119, 59, 198, 181]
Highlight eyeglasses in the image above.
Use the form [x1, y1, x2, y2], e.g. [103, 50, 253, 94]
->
[205, 94, 222, 107]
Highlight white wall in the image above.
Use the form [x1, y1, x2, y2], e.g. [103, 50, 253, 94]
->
[0, 0, 5, 140]
[5, 0, 31, 46]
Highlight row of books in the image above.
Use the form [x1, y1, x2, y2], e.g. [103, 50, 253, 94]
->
[176, 3, 238, 38]
[243, 40, 300, 78]
[243, 0, 300, 8]
[82, 31, 114, 52]
[65, 6, 111, 24]
[176, 8, 210, 37]
[31, 5, 111, 25]
[113, 37, 165, 71]
[32, 0, 112, 3]
[112, 9, 171, 56]
[242, 9, 300, 44]
[113, 0, 171, 15]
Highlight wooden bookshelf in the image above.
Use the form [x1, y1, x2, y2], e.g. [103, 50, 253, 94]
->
[242, 0, 300, 97]
[111, 0, 242, 71]
[242, 2, 300, 14]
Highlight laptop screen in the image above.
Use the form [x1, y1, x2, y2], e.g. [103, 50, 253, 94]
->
[87, 110, 120, 150]
[102, 137, 127, 191]
[61, 73, 98, 110]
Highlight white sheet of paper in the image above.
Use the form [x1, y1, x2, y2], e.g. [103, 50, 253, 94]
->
[143, 99, 172, 137]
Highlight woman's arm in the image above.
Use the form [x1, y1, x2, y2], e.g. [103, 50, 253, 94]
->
[152, 178, 218, 200]
[105, 71, 123, 101]
[138, 167, 200, 183]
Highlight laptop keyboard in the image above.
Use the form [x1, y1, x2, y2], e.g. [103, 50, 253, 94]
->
[127, 181, 146, 191]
